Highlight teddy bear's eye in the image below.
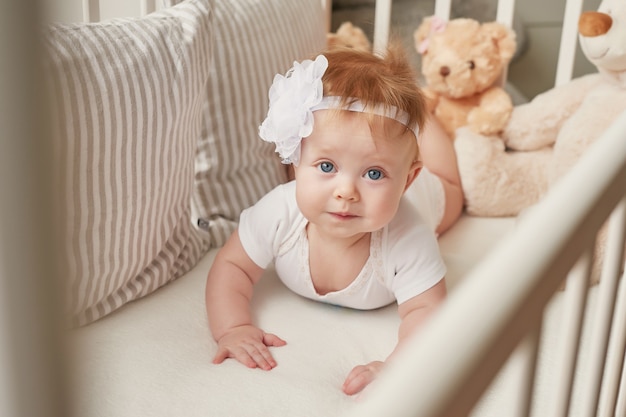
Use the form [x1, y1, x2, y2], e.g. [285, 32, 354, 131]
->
[468, 60, 476, 70]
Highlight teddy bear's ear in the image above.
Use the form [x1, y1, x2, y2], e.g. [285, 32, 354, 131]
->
[336, 21, 355, 36]
[414, 16, 434, 54]
[327, 33, 340, 49]
[327, 21, 372, 51]
[482, 22, 517, 64]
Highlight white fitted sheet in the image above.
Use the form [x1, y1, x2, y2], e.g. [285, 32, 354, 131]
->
[70, 215, 598, 417]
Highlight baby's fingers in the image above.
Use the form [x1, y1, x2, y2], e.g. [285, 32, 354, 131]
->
[343, 368, 373, 395]
[213, 343, 276, 371]
[213, 344, 256, 368]
[263, 332, 287, 347]
[342, 361, 383, 396]
[212, 346, 230, 365]
[247, 343, 278, 370]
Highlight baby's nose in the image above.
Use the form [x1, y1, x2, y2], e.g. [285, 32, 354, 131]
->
[334, 179, 359, 201]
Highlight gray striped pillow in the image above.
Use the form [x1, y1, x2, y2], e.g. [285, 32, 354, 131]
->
[177, 0, 327, 247]
[44, 0, 213, 326]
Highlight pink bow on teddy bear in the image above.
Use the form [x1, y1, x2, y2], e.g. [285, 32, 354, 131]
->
[416, 16, 447, 54]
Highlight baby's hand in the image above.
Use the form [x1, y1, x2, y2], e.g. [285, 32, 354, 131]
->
[213, 325, 286, 371]
[342, 361, 384, 395]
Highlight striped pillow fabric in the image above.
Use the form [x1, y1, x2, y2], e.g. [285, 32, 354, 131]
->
[44, 0, 213, 326]
[166, 0, 327, 248]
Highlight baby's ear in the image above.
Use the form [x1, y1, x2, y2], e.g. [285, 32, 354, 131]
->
[404, 162, 423, 191]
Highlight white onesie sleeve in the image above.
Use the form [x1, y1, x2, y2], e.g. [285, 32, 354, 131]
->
[385, 199, 447, 305]
[238, 182, 299, 269]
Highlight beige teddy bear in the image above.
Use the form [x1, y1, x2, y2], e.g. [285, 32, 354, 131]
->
[454, 0, 626, 217]
[327, 21, 372, 52]
[454, 0, 626, 284]
[414, 16, 516, 138]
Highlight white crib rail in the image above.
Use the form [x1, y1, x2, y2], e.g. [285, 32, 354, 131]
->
[345, 110, 626, 417]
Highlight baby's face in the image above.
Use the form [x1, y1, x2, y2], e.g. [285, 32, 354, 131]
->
[293, 110, 420, 240]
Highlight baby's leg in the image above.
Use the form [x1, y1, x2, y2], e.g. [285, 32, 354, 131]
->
[418, 116, 464, 234]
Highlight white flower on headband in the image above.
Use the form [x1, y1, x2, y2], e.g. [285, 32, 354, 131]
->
[259, 55, 328, 165]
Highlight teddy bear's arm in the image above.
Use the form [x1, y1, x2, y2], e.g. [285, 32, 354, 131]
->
[503, 73, 603, 151]
[467, 86, 513, 135]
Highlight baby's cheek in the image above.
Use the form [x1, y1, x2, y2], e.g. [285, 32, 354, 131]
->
[372, 196, 401, 226]
[295, 182, 318, 217]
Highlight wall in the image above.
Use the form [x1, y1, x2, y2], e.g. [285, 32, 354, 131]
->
[508, 0, 601, 99]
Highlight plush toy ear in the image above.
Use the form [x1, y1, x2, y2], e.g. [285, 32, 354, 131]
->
[414, 16, 434, 54]
[327, 21, 372, 51]
[327, 32, 340, 49]
[482, 22, 517, 64]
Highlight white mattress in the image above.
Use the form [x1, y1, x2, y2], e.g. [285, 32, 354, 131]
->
[70, 215, 599, 417]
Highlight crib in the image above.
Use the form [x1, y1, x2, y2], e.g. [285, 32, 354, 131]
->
[1, 0, 625, 416]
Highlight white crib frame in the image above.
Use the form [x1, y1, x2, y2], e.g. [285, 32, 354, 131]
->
[1, 0, 624, 416]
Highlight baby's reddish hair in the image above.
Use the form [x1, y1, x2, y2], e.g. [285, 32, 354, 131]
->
[320, 42, 426, 136]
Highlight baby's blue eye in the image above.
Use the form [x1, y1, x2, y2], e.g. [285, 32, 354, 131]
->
[366, 169, 384, 180]
[319, 162, 335, 173]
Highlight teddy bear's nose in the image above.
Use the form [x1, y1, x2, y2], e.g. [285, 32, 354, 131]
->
[439, 66, 450, 77]
[579, 11, 612, 37]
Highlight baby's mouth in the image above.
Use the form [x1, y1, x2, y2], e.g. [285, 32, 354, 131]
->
[329, 212, 358, 219]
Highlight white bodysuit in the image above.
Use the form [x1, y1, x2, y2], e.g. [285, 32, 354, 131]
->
[238, 175, 446, 310]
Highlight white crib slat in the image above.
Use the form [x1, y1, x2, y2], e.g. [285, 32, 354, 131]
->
[615, 359, 626, 417]
[433, 0, 452, 20]
[598, 270, 626, 417]
[495, 0, 515, 28]
[140, 0, 156, 16]
[555, 0, 584, 86]
[82, 0, 99, 22]
[323, 0, 332, 34]
[549, 251, 593, 417]
[580, 199, 626, 417]
[372, 0, 391, 55]
[494, 0, 516, 86]
[513, 323, 542, 417]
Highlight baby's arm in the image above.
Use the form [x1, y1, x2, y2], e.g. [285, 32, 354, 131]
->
[342, 279, 447, 395]
[206, 229, 286, 370]
[418, 117, 464, 235]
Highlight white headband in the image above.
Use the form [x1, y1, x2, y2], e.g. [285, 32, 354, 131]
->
[258, 54, 419, 166]
[311, 96, 419, 141]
